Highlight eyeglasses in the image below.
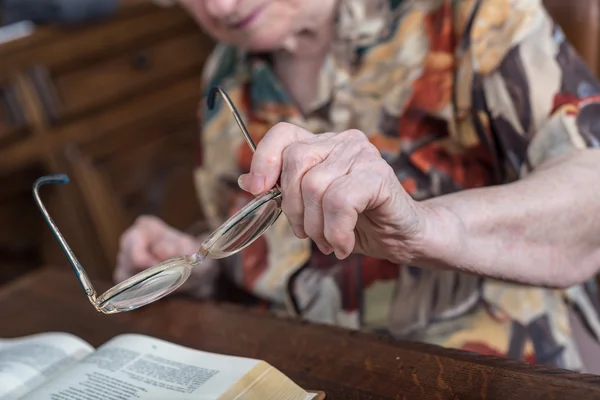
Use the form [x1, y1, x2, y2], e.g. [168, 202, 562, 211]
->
[33, 87, 283, 314]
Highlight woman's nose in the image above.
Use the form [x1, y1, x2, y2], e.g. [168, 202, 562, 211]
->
[204, 0, 239, 19]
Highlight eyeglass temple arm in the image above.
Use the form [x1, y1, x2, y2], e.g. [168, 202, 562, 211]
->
[207, 86, 282, 191]
[32, 174, 97, 299]
[207, 86, 257, 153]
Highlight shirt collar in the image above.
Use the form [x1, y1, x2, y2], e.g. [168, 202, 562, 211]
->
[206, 0, 407, 121]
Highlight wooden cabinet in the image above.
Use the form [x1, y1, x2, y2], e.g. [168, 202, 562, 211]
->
[0, 78, 29, 145]
[544, 0, 600, 78]
[0, 3, 215, 283]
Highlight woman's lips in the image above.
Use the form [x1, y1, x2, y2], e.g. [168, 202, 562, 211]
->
[229, 4, 266, 29]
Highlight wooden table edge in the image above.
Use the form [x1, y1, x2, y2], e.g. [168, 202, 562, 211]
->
[4, 266, 600, 394]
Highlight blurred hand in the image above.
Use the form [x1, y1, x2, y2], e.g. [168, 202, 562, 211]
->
[237, 123, 434, 264]
[114, 215, 219, 299]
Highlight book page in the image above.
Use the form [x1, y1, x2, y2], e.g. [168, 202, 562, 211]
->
[22, 333, 286, 400]
[0, 332, 94, 400]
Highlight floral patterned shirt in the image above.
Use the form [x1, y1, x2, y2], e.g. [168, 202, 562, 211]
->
[193, 0, 600, 371]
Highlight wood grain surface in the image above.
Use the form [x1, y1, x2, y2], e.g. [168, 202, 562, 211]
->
[2, 267, 600, 400]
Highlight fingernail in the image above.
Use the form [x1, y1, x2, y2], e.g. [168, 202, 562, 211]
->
[318, 243, 333, 255]
[295, 226, 307, 239]
[238, 174, 250, 192]
[250, 173, 265, 195]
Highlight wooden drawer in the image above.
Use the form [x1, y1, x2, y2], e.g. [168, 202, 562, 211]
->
[97, 126, 202, 229]
[544, 0, 600, 77]
[75, 77, 203, 230]
[0, 3, 213, 279]
[0, 72, 204, 174]
[29, 30, 212, 125]
[59, 101, 204, 272]
[0, 163, 47, 284]
[0, 78, 30, 148]
[0, 4, 199, 75]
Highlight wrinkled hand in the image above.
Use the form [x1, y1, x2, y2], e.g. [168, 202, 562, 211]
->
[114, 215, 219, 298]
[238, 123, 432, 264]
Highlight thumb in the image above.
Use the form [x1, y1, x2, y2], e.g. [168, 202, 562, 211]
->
[237, 174, 252, 193]
[240, 122, 313, 195]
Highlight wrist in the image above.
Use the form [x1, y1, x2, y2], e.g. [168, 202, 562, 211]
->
[406, 200, 467, 271]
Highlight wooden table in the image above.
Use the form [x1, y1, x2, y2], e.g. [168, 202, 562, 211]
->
[2, 267, 600, 399]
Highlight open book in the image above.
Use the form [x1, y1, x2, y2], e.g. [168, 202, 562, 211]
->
[0, 332, 325, 400]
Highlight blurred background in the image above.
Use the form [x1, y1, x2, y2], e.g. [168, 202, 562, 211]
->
[0, 0, 598, 287]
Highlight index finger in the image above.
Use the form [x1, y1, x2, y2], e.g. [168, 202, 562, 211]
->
[242, 122, 313, 195]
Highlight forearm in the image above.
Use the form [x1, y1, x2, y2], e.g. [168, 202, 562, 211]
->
[416, 149, 600, 288]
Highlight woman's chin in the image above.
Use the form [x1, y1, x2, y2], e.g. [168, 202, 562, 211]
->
[246, 39, 288, 53]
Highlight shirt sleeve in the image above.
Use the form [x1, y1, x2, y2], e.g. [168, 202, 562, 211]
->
[458, 0, 600, 340]
[459, 0, 600, 178]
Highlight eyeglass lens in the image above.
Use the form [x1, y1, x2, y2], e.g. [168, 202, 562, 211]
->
[102, 189, 282, 313]
[103, 258, 194, 311]
[201, 193, 282, 259]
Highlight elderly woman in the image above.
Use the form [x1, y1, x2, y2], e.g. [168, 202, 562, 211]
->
[114, 0, 600, 372]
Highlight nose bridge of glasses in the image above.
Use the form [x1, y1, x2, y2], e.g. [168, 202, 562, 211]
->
[207, 86, 257, 152]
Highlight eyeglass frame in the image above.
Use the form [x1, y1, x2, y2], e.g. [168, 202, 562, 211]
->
[32, 86, 283, 314]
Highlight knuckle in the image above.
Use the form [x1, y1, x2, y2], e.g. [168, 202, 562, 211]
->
[373, 158, 395, 176]
[134, 215, 153, 225]
[343, 129, 368, 142]
[356, 155, 391, 179]
[364, 141, 382, 156]
[273, 121, 294, 131]
[262, 122, 286, 139]
[343, 139, 364, 155]
[282, 142, 323, 174]
[301, 168, 329, 199]
[323, 189, 352, 213]
[282, 143, 302, 163]
[283, 142, 315, 164]
[265, 122, 297, 143]
[354, 140, 381, 160]
[282, 145, 305, 174]
[340, 130, 380, 157]
[134, 215, 161, 229]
